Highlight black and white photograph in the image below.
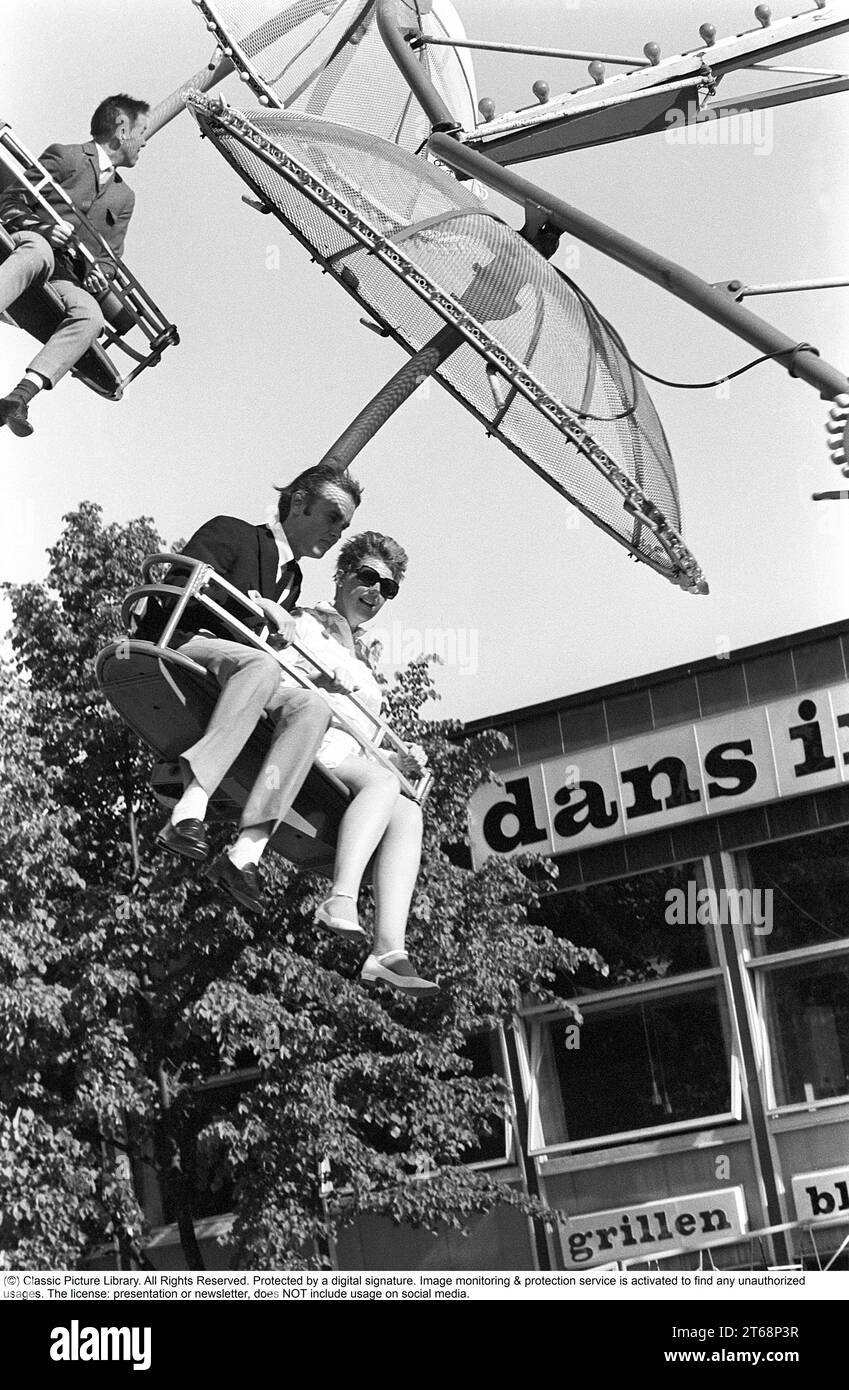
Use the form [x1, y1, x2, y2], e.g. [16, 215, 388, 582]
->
[1, 0, 847, 1352]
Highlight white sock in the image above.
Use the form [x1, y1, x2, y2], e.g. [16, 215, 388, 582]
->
[171, 781, 209, 825]
[229, 826, 271, 869]
[25, 370, 47, 390]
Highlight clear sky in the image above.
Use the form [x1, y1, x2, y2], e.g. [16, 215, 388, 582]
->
[3, 0, 848, 723]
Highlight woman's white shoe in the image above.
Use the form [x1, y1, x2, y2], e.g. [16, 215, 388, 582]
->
[314, 892, 367, 939]
[360, 950, 439, 997]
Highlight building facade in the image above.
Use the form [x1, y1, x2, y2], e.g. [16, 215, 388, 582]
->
[462, 615, 849, 1271]
[137, 618, 849, 1272]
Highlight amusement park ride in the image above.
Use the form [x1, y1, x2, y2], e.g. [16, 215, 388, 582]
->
[6, 1, 849, 868]
[0, 120, 179, 400]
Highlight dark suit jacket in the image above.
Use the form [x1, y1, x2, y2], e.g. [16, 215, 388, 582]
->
[136, 515, 301, 645]
[0, 141, 135, 278]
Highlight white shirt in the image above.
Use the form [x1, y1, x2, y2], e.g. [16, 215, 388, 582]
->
[282, 606, 383, 768]
[95, 143, 114, 188]
[263, 504, 295, 587]
[247, 508, 299, 616]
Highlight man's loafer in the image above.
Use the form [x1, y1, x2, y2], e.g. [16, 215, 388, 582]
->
[156, 817, 210, 862]
[205, 856, 266, 915]
[0, 394, 33, 438]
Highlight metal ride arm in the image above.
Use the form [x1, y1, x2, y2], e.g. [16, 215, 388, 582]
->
[722, 276, 849, 300]
[0, 119, 179, 393]
[428, 132, 849, 404]
[126, 553, 433, 805]
[145, 49, 235, 139]
[375, 0, 849, 406]
[438, 3, 849, 162]
[144, 1, 342, 142]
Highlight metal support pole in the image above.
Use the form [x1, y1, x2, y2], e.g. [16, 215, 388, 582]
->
[317, 323, 463, 470]
[146, 53, 234, 140]
[429, 132, 849, 402]
[503, 1023, 554, 1271]
[708, 852, 791, 1268]
[731, 276, 849, 299]
[316, 218, 564, 472]
[696, 74, 849, 119]
[375, 0, 849, 402]
[375, 0, 460, 131]
[413, 35, 648, 68]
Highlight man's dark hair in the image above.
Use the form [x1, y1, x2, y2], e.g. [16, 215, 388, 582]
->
[90, 95, 150, 143]
[275, 463, 362, 524]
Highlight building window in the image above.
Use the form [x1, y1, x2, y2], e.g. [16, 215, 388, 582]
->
[743, 826, 849, 957]
[524, 860, 736, 1152]
[756, 955, 849, 1106]
[537, 860, 717, 991]
[737, 826, 849, 1110]
[527, 979, 737, 1152]
[460, 1029, 514, 1168]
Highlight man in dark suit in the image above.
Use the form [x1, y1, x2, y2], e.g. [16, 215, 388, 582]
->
[0, 93, 149, 436]
[156, 464, 362, 914]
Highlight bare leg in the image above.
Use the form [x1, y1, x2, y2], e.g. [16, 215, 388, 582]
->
[317, 758, 435, 995]
[322, 757, 401, 923]
[360, 792, 435, 997]
[371, 797, 423, 956]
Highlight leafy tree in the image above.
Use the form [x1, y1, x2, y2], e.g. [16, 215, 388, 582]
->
[8, 501, 166, 881]
[1, 503, 599, 1270]
[0, 669, 150, 1268]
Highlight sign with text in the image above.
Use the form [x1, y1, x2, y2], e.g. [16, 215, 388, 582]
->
[470, 682, 849, 867]
[560, 1187, 748, 1269]
[791, 1165, 849, 1223]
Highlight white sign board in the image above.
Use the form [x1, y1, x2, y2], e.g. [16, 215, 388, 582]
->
[792, 1165, 849, 1223]
[561, 1187, 748, 1269]
[470, 682, 849, 867]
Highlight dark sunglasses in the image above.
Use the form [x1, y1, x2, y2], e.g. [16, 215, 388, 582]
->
[353, 565, 399, 600]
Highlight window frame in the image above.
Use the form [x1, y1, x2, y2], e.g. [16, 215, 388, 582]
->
[728, 839, 849, 1116]
[461, 1024, 517, 1171]
[745, 940, 849, 1114]
[521, 972, 742, 1156]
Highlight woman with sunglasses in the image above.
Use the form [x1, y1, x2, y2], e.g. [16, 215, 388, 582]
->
[281, 532, 437, 999]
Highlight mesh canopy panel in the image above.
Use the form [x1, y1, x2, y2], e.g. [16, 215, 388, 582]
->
[190, 99, 704, 589]
[196, 0, 477, 149]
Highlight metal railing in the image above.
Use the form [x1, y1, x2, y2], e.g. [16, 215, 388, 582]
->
[611, 1212, 849, 1273]
[0, 118, 179, 394]
[124, 553, 433, 805]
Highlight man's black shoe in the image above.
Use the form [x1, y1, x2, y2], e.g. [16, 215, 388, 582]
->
[205, 855, 266, 915]
[0, 394, 33, 438]
[156, 817, 210, 862]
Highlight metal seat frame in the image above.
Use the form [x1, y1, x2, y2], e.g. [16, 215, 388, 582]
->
[96, 553, 431, 873]
[122, 552, 432, 804]
[0, 117, 179, 400]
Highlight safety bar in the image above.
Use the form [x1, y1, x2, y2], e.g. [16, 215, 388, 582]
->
[129, 554, 433, 804]
[0, 119, 179, 389]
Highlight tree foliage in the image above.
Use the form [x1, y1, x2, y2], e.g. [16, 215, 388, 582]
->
[1, 503, 599, 1270]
